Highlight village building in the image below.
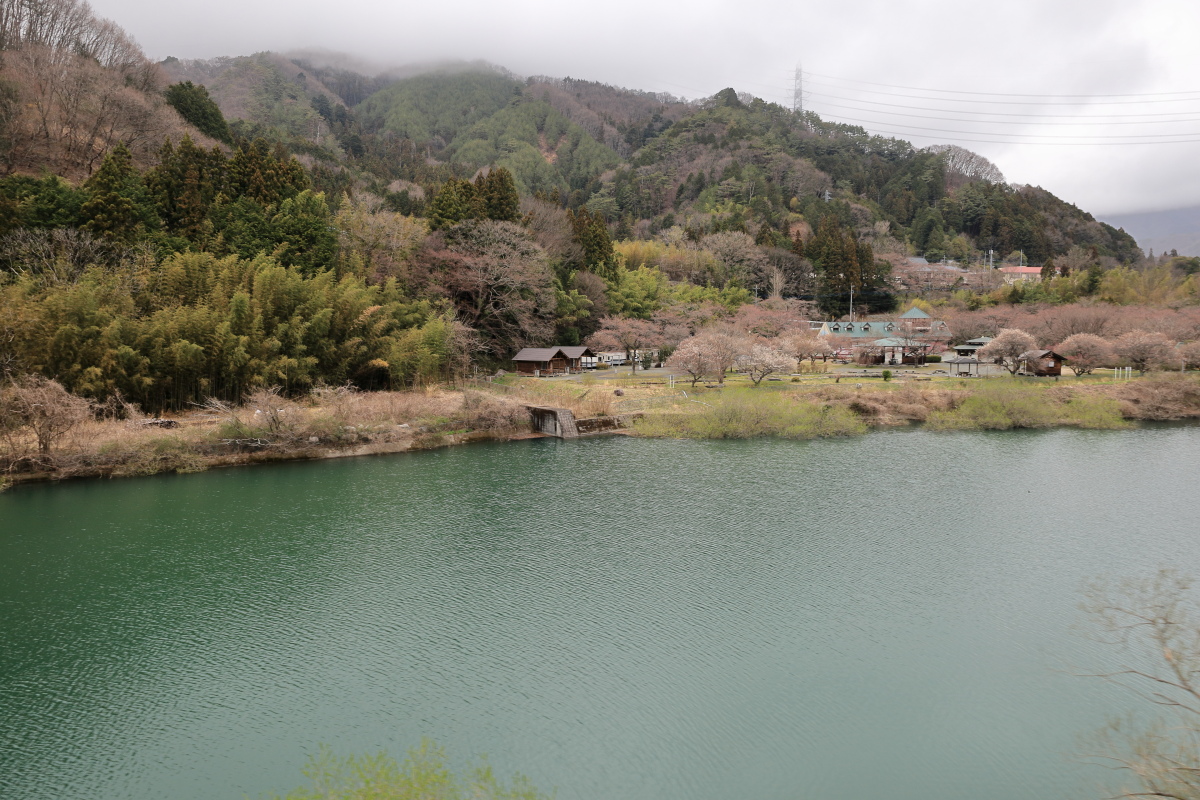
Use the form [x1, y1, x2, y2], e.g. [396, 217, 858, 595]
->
[952, 337, 993, 358]
[998, 265, 1043, 284]
[818, 307, 951, 364]
[1018, 349, 1066, 377]
[511, 346, 596, 376]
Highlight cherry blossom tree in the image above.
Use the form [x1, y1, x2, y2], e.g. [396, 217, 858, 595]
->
[737, 344, 795, 386]
[692, 327, 748, 384]
[666, 337, 715, 386]
[783, 333, 834, 364]
[1114, 330, 1175, 374]
[978, 328, 1038, 375]
[1057, 333, 1114, 376]
[587, 317, 661, 373]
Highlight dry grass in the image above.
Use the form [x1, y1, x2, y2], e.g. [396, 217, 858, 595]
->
[1, 385, 531, 484]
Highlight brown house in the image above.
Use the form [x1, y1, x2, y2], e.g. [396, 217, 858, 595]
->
[1019, 349, 1065, 377]
[512, 346, 595, 375]
[557, 346, 595, 372]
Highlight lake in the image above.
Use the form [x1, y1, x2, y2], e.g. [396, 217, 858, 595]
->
[2, 426, 1198, 799]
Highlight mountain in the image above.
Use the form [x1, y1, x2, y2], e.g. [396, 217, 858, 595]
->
[1101, 206, 1200, 257]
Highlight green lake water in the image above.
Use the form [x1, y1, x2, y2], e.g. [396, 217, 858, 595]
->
[2, 427, 1198, 799]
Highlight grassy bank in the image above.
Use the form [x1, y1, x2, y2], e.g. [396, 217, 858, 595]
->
[3, 374, 1198, 490]
[631, 374, 1200, 439]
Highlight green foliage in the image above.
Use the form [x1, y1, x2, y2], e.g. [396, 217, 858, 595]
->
[567, 207, 615, 278]
[0, 175, 86, 229]
[807, 216, 893, 315]
[475, 167, 520, 222]
[2, 251, 456, 409]
[79, 143, 159, 241]
[605, 266, 668, 318]
[668, 282, 753, 310]
[358, 71, 522, 143]
[262, 739, 552, 800]
[427, 178, 480, 230]
[164, 81, 231, 143]
[270, 190, 338, 273]
[229, 138, 311, 206]
[145, 137, 228, 237]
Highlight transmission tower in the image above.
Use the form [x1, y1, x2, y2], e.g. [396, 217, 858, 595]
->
[792, 63, 805, 117]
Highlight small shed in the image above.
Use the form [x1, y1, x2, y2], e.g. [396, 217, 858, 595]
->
[1019, 349, 1065, 377]
[512, 347, 568, 376]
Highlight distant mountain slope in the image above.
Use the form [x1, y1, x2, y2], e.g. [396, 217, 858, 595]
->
[161, 53, 345, 139]
[1102, 206, 1200, 257]
[357, 71, 521, 145]
[135, 49, 1141, 265]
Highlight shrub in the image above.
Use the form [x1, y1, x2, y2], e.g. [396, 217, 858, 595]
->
[882, 369, 892, 381]
[635, 390, 867, 439]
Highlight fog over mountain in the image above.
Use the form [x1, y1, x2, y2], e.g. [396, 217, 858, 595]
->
[83, 0, 1200, 217]
[1103, 206, 1200, 257]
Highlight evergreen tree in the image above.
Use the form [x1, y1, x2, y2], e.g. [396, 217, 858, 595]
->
[229, 139, 309, 206]
[1041, 257, 1057, 280]
[164, 82, 232, 144]
[568, 207, 615, 280]
[475, 167, 519, 222]
[79, 143, 157, 241]
[146, 137, 228, 237]
[427, 179, 480, 230]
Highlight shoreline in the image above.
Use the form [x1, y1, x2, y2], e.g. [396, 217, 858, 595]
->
[3, 375, 1199, 491]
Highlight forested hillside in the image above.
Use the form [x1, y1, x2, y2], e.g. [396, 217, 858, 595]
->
[3, 0, 1195, 412]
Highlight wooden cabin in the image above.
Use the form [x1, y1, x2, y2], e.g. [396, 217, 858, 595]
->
[511, 346, 596, 376]
[558, 346, 596, 372]
[512, 347, 569, 376]
[1018, 349, 1065, 377]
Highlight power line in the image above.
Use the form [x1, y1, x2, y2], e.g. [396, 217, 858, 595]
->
[807, 90, 1200, 117]
[816, 116, 1200, 146]
[811, 97, 1200, 122]
[805, 80, 1200, 106]
[819, 114, 1200, 140]
[805, 71, 1200, 100]
[814, 102, 1200, 127]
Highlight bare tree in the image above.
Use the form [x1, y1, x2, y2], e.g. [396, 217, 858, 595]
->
[1082, 570, 1200, 800]
[1180, 341, 1200, 371]
[334, 195, 428, 284]
[1113, 330, 1175, 375]
[1057, 333, 1114, 376]
[926, 144, 1005, 189]
[0, 374, 92, 457]
[979, 328, 1038, 376]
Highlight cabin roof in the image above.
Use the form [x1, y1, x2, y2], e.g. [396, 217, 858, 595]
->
[899, 307, 932, 319]
[512, 347, 566, 362]
[1020, 349, 1064, 360]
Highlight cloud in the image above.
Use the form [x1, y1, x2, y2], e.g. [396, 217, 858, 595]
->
[88, 0, 1200, 214]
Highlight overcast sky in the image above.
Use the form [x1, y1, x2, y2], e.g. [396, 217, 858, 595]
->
[87, 0, 1200, 217]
